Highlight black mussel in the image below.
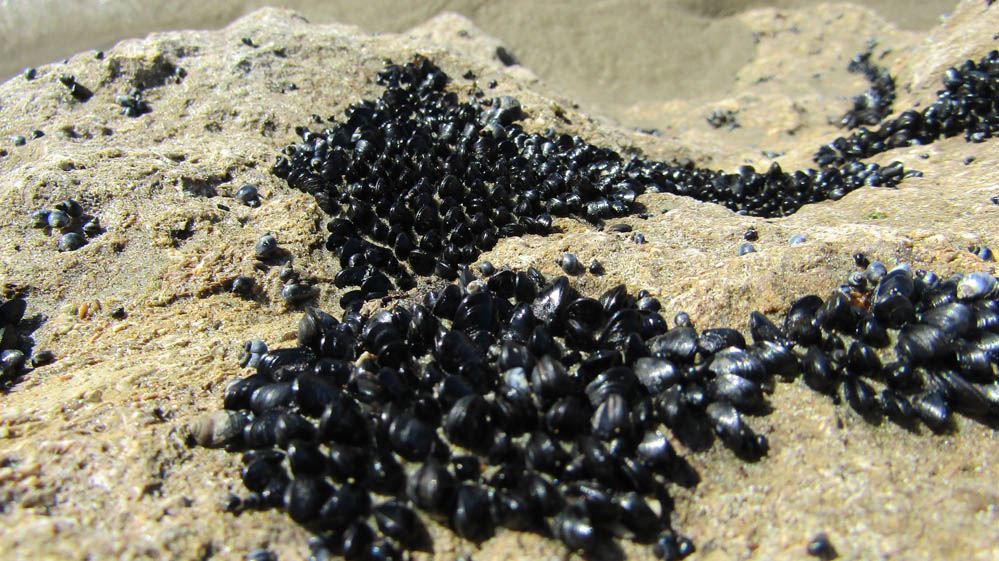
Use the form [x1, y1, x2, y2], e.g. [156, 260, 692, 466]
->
[452, 455, 481, 482]
[559, 253, 583, 276]
[708, 348, 766, 383]
[841, 376, 878, 416]
[895, 323, 952, 364]
[709, 374, 764, 411]
[617, 493, 662, 541]
[453, 484, 495, 542]
[525, 431, 568, 476]
[599, 284, 634, 315]
[585, 366, 638, 408]
[592, 393, 632, 440]
[920, 302, 974, 337]
[784, 295, 823, 346]
[698, 328, 746, 354]
[553, 506, 602, 554]
[283, 476, 332, 523]
[648, 327, 698, 363]
[224, 374, 270, 410]
[954, 342, 995, 382]
[408, 460, 457, 516]
[250, 382, 294, 414]
[748, 311, 787, 345]
[388, 413, 435, 461]
[845, 341, 882, 377]
[318, 397, 370, 446]
[913, 390, 951, 432]
[531, 354, 576, 407]
[491, 489, 537, 531]
[577, 435, 616, 484]
[815, 290, 856, 332]
[443, 394, 492, 450]
[545, 396, 589, 439]
[802, 346, 839, 395]
[932, 367, 993, 415]
[256, 347, 316, 380]
[287, 439, 327, 477]
[637, 432, 676, 472]
[340, 521, 375, 560]
[855, 313, 891, 348]
[367, 452, 405, 495]
[871, 266, 916, 328]
[880, 388, 914, 425]
[750, 340, 798, 381]
[634, 357, 681, 394]
[533, 276, 573, 328]
[706, 401, 768, 459]
[491, 392, 536, 436]
[327, 443, 370, 483]
[596, 308, 643, 348]
[291, 374, 343, 417]
[242, 453, 287, 493]
[373, 501, 428, 550]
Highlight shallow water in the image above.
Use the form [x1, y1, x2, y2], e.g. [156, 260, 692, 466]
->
[1, 0, 955, 118]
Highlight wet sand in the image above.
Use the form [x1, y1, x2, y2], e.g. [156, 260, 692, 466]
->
[0, 0, 957, 125]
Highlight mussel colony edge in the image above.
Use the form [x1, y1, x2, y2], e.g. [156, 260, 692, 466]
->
[194, 55, 999, 559]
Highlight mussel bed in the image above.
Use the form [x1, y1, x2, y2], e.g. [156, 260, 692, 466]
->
[200, 259, 999, 559]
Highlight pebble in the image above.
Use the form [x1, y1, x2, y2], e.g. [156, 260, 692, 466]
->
[788, 234, 807, 245]
[738, 243, 756, 255]
[9, 135, 26, 146]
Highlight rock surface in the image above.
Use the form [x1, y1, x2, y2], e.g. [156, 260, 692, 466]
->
[0, 2, 997, 560]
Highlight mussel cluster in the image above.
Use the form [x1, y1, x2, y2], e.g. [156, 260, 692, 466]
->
[270, 58, 915, 306]
[199, 256, 999, 559]
[773, 257, 999, 430]
[0, 295, 32, 384]
[816, 49, 999, 166]
[203, 269, 712, 560]
[838, 50, 896, 129]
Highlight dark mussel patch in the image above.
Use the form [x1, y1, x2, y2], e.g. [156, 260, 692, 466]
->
[816, 49, 999, 166]
[197, 257, 999, 558]
[266, 57, 959, 309]
[838, 47, 896, 130]
[0, 292, 47, 388]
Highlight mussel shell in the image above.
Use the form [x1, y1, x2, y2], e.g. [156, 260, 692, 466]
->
[633, 357, 681, 393]
[708, 348, 766, 383]
[407, 460, 457, 515]
[697, 328, 746, 354]
[591, 393, 632, 440]
[443, 394, 492, 450]
[920, 302, 975, 337]
[647, 327, 698, 363]
[802, 346, 839, 395]
[283, 476, 332, 523]
[453, 485, 495, 542]
[708, 373, 764, 411]
[224, 374, 270, 411]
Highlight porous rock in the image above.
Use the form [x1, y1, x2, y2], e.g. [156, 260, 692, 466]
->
[0, 4, 997, 561]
